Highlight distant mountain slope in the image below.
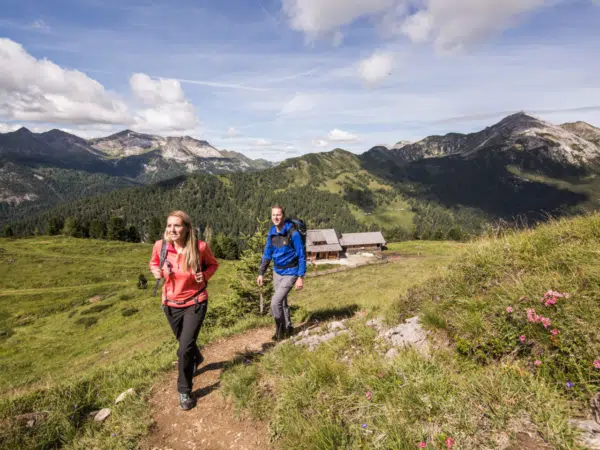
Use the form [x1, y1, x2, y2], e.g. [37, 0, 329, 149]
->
[361, 113, 600, 219]
[363, 113, 600, 169]
[560, 121, 600, 147]
[0, 128, 273, 223]
[5, 112, 600, 237]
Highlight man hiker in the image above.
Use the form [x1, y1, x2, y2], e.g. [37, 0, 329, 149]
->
[257, 205, 306, 340]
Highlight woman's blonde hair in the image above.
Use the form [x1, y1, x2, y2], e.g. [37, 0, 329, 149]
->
[163, 210, 200, 273]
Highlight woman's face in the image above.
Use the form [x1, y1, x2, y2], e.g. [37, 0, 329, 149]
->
[167, 216, 187, 244]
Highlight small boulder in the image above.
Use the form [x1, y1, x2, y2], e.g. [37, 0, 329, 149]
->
[328, 321, 347, 331]
[94, 408, 111, 423]
[379, 316, 429, 355]
[570, 419, 600, 449]
[115, 388, 136, 404]
[366, 317, 384, 331]
[385, 348, 399, 359]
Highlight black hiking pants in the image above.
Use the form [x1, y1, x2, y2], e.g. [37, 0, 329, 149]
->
[163, 301, 208, 394]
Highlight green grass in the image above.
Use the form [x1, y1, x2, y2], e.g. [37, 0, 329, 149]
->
[0, 236, 256, 449]
[222, 324, 577, 449]
[385, 240, 466, 257]
[286, 243, 459, 323]
[0, 236, 238, 396]
[350, 197, 414, 229]
[221, 214, 600, 449]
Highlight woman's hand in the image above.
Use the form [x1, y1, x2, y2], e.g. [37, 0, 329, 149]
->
[195, 271, 204, 283]
[150, 267, 162, 279]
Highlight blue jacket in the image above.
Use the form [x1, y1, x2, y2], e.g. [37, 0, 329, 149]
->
[259, 219, 306, 277]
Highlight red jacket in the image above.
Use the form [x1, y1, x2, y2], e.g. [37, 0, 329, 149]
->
[149, 239, 219, 308]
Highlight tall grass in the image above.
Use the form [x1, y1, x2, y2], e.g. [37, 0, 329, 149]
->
[222, 214, 600, 449]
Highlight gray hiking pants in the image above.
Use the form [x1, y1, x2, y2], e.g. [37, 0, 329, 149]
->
[271, 272, 297, 328]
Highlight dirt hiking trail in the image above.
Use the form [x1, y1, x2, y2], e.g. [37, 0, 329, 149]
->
[140, 327, 275, 450]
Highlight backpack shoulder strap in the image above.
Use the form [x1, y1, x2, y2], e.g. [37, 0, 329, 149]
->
[153, 239, 168, 297]
[158, 239, 168, 268]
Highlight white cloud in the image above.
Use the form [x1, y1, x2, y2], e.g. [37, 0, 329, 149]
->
[282, 0, 394, 39]
[0, 122, 22, 133]
[256, 138, 273, 146]
[312, 139, 329, 148]
[359, 51, 394, 84]
[282, 0, 551, 52]
[129, 73, 199, 133]
[400, 0, 550, 52]
[29, 19, 49, 31]
[227, 127, 241, 137]
[0, 38, 130, 125]
[328, 128, 360, 142]
[279, 92, 317, 115]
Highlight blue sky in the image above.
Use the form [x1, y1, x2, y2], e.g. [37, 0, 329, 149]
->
[1, 0, 599, 160]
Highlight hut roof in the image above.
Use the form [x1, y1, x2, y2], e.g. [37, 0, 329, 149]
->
[339, 232, 386, 247]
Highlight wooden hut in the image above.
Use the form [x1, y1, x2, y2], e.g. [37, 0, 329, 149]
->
[306, 229, 342, 262]
[339, 232, 386, 254]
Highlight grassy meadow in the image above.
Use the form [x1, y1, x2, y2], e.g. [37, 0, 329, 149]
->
[222, 215, 600, 449]
[0, 235, 458, 449]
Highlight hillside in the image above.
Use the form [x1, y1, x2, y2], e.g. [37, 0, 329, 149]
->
[4, 113, 600, 239]
[222, 213, 600, 449]
[0, 236, 459, 449]
[0, 128, 273, 224]
[361, 112, 600, 221]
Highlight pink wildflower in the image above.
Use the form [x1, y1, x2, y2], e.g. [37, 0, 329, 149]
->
[544, 297, 557, 307]
[506, 306, 514, 313]
[527, 308, 539, 323]
[418, 442, 427, 449]
[541, 317, 552, 328]
[366, 391, 372, 401]
[446, 437, 455, 449]
[551, 329, 560, 336]
[534, 360, 542, 366]
[594, 360, 600, 369]
[519, 335, 526, 343]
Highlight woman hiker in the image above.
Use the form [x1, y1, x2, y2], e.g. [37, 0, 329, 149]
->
[149, 210, 219, 410]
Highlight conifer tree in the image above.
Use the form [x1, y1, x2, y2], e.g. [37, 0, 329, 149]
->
[230, 219, 273, 315]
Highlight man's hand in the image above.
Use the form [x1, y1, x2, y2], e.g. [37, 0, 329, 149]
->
[295, 277, 304, 291]
[257, 275, 264, 287]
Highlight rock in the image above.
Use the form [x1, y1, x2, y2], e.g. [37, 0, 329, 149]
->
[26, 419, 35, 428]
[328, 321, 347, 331]
[88, 295, 102, 303]
[366, 317, 384, 331]
[385, 348, 399, 359]
[89, 410, 100, 417]
[570, 419, 600, 449]
[379, 316, 429, 355]
[15, 411, 48, 424]
[592, 392, 600, 424]
[294, 330, 349, 351]
[94, 408, 111, 423]
[115, 388, 135, 404]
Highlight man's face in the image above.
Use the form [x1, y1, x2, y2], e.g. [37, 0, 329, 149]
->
[271, 208, 284, 227]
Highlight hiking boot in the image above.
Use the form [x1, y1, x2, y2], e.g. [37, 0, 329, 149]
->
[285, 326, 295, 338]
[272, 319, 285, 341]
[179, 393, 195, 411]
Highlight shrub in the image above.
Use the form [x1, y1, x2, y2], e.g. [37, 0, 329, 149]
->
[75, 317, 98, 328]
[121, 307, 139, 317]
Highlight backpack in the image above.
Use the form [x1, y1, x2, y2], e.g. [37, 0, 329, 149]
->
[287, 218, 307, 251]
[152, 236, 207, 297]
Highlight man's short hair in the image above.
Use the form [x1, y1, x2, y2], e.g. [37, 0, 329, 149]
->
[271, 204, 285, 216]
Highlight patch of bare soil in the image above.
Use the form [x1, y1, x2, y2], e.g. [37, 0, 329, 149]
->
[139, 327, 275, 450]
